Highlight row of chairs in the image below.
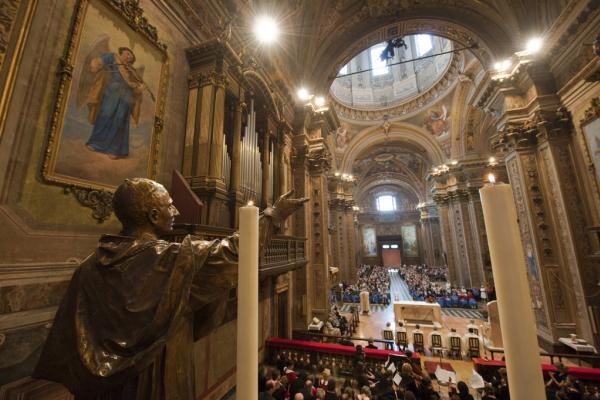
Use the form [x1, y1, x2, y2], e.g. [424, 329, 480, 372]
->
[382, 329, 481, 359]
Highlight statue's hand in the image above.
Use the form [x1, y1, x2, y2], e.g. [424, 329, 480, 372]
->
[272, 190, 309, 222]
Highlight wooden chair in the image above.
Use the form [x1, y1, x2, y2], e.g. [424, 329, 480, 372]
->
[382, 330, 395, 350]
[449, 336, 462, 359]
[430, 333, 444, 357]
[468, 337, 480, 358]
[413, 332, 425, 354]
[396, 331, 408, 351]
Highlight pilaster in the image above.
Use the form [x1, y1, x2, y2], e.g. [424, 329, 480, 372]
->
[184, 39, 241, 226]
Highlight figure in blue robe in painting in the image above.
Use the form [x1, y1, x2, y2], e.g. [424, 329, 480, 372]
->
[78, 36, 150, 159]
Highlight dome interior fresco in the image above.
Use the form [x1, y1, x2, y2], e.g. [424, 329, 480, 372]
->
[330, 34, 452, 110]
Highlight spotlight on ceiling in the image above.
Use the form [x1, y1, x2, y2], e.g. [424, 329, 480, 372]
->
[297, 88, 312, 101]
[314, 96, 326, 107]
[493, 59, 512, 72]
[253, 15, 279, 44]
[525, 37, 543, 54]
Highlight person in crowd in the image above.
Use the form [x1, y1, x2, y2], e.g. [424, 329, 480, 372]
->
[482, 384, 497, 400]
[285, 361, 299, 385]
[300, 379, 316, 400]
[324, 379, 339, 400]
[294, 394, 305, 400]
[273, 375, 288, 400]
[358, 386, 372, 400]
[419, 376, 441, 400]
[400, 362, 419, 394]
[366, 338, 378, 349]
[456, 381, 475, 400]
[260, 380, 277, 400]
[491, 368, 509, 400]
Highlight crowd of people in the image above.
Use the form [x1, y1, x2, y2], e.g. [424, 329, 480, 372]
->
[336, 265, 391, 305]
[398, 264, 495, 307]
[261, 349, 600, 400]
[544, 363, 599, 400]
[260, 344, 504, 400]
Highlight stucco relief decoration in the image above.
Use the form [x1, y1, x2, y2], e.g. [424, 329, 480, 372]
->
[41, 0, 168, 221]
[0, 0, 23, 69]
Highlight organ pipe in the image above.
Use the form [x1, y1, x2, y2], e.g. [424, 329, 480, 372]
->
[221, 135, 231, 190]
[240, 99, 262, 204]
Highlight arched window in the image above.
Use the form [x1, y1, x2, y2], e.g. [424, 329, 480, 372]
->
[415, 34, 433, 57]
[376, 195, 396, 211]
[370, 44, 389, 76]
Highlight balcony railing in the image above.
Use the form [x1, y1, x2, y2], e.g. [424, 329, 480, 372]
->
[165, 224, 307, 279]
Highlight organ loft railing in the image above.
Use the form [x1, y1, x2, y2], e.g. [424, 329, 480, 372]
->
[171, 170, 306, 277]
[165, 224, 307, 279]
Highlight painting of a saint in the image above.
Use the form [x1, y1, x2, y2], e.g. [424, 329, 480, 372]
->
[79, 38, 153, 159]
[43, 0, 166, 190]
[363, 226, 377, 257]
[401, 225, 418, 257]
[423, 105, 450, 138]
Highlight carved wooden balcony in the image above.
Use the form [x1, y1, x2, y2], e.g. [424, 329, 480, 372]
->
[165, 224, 307, 279]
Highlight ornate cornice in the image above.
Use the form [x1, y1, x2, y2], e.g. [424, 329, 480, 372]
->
[495, 107, 573, 151]
[581, 97, 600, 126]
[307, 145, 331, 174]
[432, 193, 449, 206]
[108, 0, 167, 52]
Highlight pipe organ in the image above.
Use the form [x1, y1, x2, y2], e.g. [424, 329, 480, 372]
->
[268, 146, 274, 205]
[241, 99, 262, 204]
[221, 136, 231, 191]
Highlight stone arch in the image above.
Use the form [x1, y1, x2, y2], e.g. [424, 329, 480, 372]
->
[356, 173, 425, 205]
[340, 122, 446, 173]
[243, 70, 281, 121]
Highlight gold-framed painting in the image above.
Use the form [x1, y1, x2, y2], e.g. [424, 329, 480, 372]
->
[42, 0, 168, 193]
[581, 98, 600, 187]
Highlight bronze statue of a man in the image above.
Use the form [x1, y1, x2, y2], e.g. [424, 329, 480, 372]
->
[34, 178, 307, 399]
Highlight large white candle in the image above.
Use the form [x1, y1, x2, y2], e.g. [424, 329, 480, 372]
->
[479, 178, 545, 400]
[237, 202, 259, 400]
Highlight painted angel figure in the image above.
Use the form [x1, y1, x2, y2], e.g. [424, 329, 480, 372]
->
[77, 35, 153, 160]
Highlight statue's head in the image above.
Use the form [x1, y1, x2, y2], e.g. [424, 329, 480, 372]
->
[113, 178, 179, 236]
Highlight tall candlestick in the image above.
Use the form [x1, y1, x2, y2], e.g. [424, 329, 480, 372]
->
[479, 180, 545, 400]
[237, 203, 259, 400]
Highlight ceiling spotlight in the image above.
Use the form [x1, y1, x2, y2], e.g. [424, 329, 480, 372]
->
[314, 96, 326, 107]
[525, 37, 543, 54]
[297, 88, 311, 101]
[254, 16, 279, 44]
[493, 59, 512, 72]
[334, 172, 340, 177]
[489, 156, 496, 163]
[451, 160, 458, 165]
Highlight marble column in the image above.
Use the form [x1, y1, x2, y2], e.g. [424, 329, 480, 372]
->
[497, 110, 591, 343]
[307, 137, 332, 320]
[434, 194, 459, 283]
[291, 124, 310, 330]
